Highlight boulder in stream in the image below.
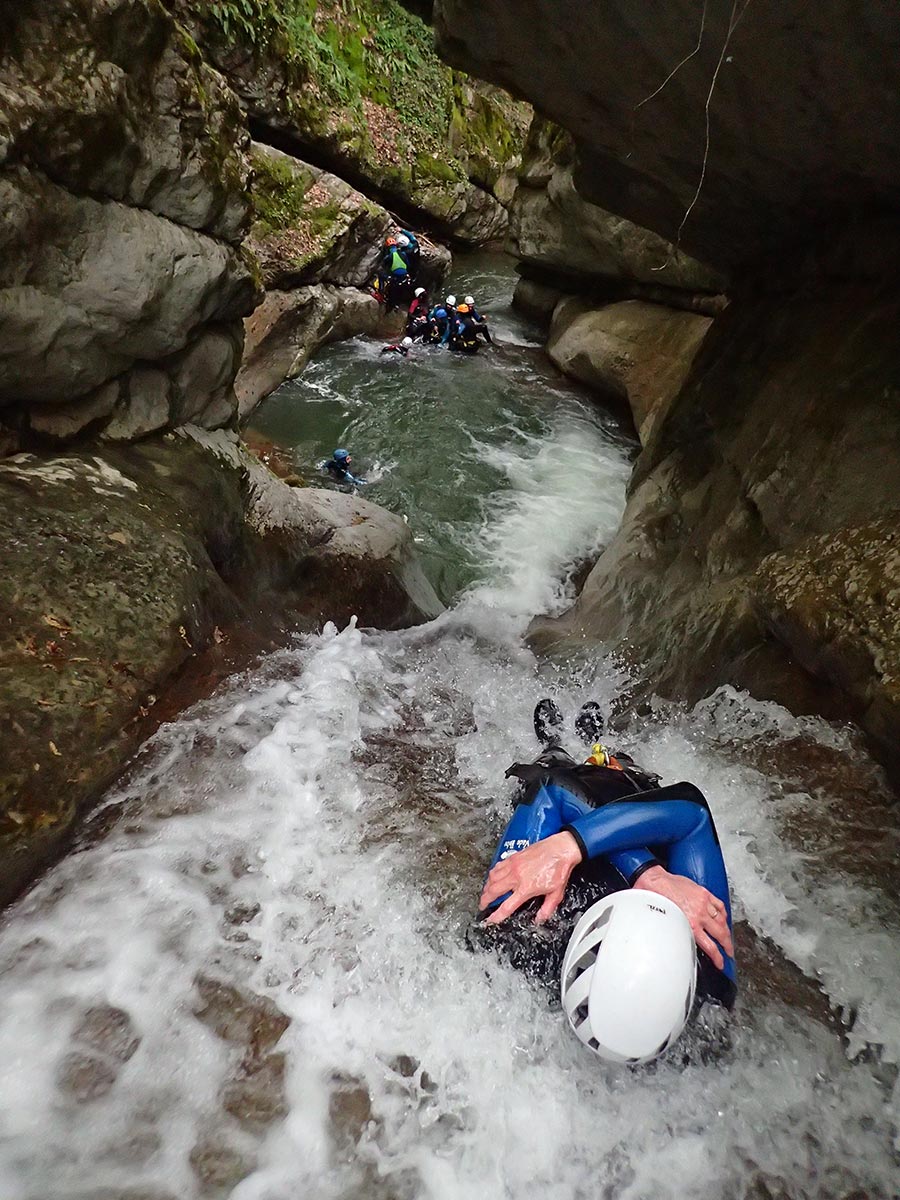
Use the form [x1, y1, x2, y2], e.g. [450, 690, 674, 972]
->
[547, 297, 713, 445]
[0, 430, 441, 906]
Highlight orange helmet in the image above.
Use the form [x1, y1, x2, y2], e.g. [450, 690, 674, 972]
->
[457, 303, 470, 313]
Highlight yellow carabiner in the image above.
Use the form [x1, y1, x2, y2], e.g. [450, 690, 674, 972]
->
[585, 742, 609, 767]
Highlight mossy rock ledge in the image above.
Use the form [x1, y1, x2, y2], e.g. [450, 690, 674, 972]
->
[0, 429, 441, 905]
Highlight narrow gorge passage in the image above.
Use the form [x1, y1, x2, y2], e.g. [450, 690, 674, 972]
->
[1, 257, 897, 1200]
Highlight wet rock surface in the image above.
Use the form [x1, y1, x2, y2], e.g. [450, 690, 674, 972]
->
[0, 430, 441, 905]
[235, 286, 397, 420]
[531, 274, 900, 780]
[510, 118, 724, 295]
[547, 297, 713, 444]
[752, 519, 900, 781]
[0, 0, 260, 440]
[172, 0, 530, 245]
[434, 2, 900, 781]
[435, 0, 900, 271]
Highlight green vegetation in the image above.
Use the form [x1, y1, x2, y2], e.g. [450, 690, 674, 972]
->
[249, 149, 317, 235]
[199, 0, 530, 202]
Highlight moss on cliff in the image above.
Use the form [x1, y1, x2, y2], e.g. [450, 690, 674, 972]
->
[184, 0, 530, 235]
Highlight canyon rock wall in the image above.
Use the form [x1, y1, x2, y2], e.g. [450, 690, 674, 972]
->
[0, 0, 462, 898]
[435, 0, 900, 271]
[171, 0, 531, 246]
[435, 0, 900, 778]
[0, 430, 441, 906]
[0, 0, 261, 446]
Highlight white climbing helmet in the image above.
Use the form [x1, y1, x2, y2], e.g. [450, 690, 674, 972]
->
[402, 336, 413, 347]
[414, 287, 426, 296]
[464, 295, 475, 305]
[560, 890, 697, 1065]
[445, 294, 457, 306]
[397, 234, 410, 246]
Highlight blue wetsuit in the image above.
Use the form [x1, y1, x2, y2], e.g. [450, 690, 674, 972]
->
[320, 459, 366, 487]
[476, 753, 736, 1007]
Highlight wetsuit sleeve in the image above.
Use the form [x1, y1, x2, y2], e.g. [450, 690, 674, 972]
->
[563, 796, 735, 983]
[486, 783, 565, 874]
[608, 848, 660, 885]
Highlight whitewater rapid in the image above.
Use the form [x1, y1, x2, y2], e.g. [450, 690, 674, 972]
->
[1, 268, 898, 1199]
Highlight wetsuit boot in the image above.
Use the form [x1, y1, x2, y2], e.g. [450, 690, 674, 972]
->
[575, 701, 605, 745]
[533, 698, 565, 748]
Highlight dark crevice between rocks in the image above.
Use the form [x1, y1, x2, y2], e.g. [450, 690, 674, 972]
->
[248, 117, 489, 249]
[515, 260, 727, 318]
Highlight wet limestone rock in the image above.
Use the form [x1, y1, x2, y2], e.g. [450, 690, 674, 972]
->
[510, 119, 725, 295]
[174, 0, 530, 244]
[547, 298, 713, 444]
[511, 278, 566, 326]
[0, 431, 441, 906]
[2, 0, 251, 240]
[235, 286, 397, 421]
[752, 520, 900, 780]
[0, 0, 260, 443]
[0, 165, 256, 409]
[247, 144, 394, 290]
[434, 0, 900, 272]
[530, 274, 900, 777]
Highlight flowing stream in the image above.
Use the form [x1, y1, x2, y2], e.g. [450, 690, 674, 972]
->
[1, 254, 898, 1200]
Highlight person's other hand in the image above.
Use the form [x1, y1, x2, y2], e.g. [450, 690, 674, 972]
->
[633, 865, 734, 969]
[479, 832, 583, 925]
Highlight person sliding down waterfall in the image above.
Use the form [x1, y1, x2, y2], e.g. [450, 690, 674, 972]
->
[319, 447, 367, 489]
[472, 698, 736, 1063]
[381, 337, 414, 358]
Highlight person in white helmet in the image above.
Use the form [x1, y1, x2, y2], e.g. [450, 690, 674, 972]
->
[380, 336, 414, 358]
[406, 286, 430, 338]
[463, 294, 493, 344]
[396, 229, 420, 277]
[473, 698, 736, 1015]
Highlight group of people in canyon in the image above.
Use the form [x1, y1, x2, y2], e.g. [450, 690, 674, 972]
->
[366, 230, 737, 1064]
[372, 231, 494, 354]
[407, 288, 494, 352]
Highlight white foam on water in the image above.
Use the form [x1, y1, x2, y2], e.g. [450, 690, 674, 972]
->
[458, 409, 630, 631]
[3, 613, 895, 1199]
[1, 310, 897, 1195]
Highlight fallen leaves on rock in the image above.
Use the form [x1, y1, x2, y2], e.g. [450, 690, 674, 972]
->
[42, 614, 71, 633]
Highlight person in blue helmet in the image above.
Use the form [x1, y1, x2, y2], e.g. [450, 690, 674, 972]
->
[320, 448, 367, 488]
[426, 303, 452, 346]
[473, 698, 737, 1011]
